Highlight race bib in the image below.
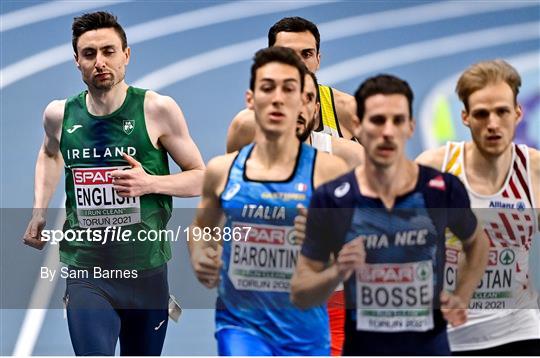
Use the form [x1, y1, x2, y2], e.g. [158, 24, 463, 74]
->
[445, 243, 520, 310]
[72, 166, 141, 228]
[356, 260, 434, 332]
[228, 222, 298, 292]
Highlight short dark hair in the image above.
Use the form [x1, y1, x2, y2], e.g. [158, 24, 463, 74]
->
[268, 17, 320, 53]
[250, 47, 307, 92]
[72, 11, 127, 54]
[354, 74, 414, 121]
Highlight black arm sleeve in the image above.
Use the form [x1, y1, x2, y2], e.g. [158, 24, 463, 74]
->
[446, 174, 478, 241]
[301, 185, 335, 262]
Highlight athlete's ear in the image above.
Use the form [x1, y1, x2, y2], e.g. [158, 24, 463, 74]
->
[461, 109, 470, 128]
[124, 46, 131, 65]
[246, 90, 254, 110]
[515, 103, 523, 125]
[352, 114, 362, 138]
[408, 117, 416, 138]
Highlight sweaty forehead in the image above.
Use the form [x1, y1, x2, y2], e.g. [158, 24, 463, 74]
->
[274, 31, 317, 50]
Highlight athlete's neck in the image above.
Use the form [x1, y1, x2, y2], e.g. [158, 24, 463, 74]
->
[464, 141, 513, 195]
[356, 156, 418, 209]
[253, 132, 300, 168]
[86, 81, 129, 116]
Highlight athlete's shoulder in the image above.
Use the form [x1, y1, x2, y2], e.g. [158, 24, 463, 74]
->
[143, 90, 180, 114]
[327, 86, 358, 137]
[418, 164, 469, 207]
[415, 145, 447, 170]
[527, 146, 540, 173]
[207, 153, 238, 177]
[331, 87, 355, 104]
[232, 108, 255, 123]
[331, 136, 364, 168]
[204, 153, 239, 193]
[229, 109, 256, 136]
[312, 169, 357, 208]
[226, 109, 256, 153]
[43, 99, 66, 124]
[331, 88, 356, 115]
[418, 164, 459, 187]
[314, 150, 348, 187]
[526, 146, 540, 192]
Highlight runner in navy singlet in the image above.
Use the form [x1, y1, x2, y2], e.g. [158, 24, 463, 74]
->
[291, 74, 490, 355]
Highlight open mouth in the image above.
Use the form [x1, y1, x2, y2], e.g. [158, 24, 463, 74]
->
[269, 111, 285, 121]
[486, 134, 502, 142]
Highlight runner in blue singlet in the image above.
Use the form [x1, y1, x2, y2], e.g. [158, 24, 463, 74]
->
[189, 47, 348, 355]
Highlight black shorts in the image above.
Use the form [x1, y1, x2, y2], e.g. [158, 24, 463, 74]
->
[64, 264, 169, 355]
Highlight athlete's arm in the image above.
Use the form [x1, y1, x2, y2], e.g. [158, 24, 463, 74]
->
[112, 91, 205, 198]
[313, 151, 349, 187]
[530, 148, 540, 228]
[293, 152, 347, 248]
[332, 89, 358, 140]
[415, 146, 446, 170]
[442, 175, 489, 326]
[188, 154, 234, 288]
[443, 224, 489, 326]
[226, 109, 256, 153]
[331, 136, 364, 169]
[23, 100, 65, 250]
[527, 148, 540, 292]
[291, 256, 340, 309]
[292, 180, 361, 308]
[292, 238, 364, 309]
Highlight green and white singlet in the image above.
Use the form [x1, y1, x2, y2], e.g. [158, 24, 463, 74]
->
[59, 86, 172, 270]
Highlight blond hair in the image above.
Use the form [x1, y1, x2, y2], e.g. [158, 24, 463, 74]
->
[455, 59, 521, 111]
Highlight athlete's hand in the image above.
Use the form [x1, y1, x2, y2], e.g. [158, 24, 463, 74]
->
[293, 204, 308, 245]
[23, 211, 47, 250]
[111, 154, 152, 197]
[440, 291, 468, 327]
[191, 245, 223, 288]
[336, 237, 365, 281]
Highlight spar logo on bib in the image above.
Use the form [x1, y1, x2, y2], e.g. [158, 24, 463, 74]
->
[242, 222, 296, 246]
[74, 168, 114, 185]
[73, 166, 140, 228]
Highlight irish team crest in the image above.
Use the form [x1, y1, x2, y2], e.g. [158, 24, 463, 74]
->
[123, 120, 134, 135]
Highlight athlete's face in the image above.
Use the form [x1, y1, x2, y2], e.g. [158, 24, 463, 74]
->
[274, 31, 320, 73]
[75, 28, 130, 91]
[463, 82, 522, 157]
[247, 62, 303, 138]
[357, 94, 414, 168]
[297, 74, 320, 142]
